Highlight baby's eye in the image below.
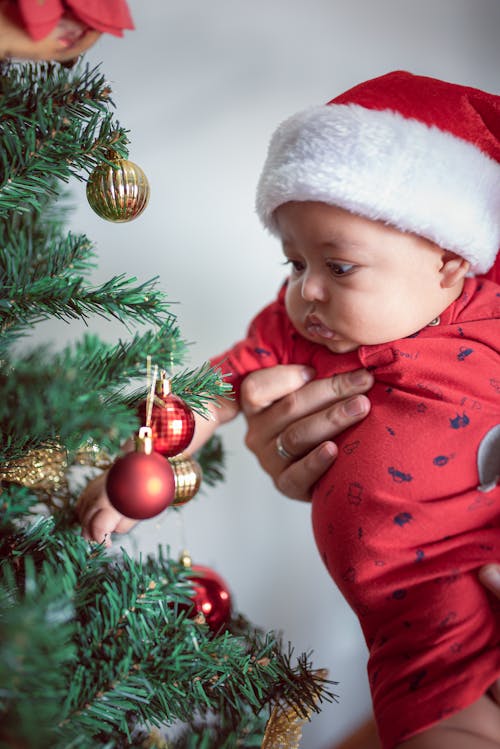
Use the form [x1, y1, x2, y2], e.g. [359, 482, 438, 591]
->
[327, 261, 355, 276]
[283, 258, 305, 274]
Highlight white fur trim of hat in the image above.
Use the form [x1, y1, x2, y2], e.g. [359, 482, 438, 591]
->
[256, 71, 500, 276]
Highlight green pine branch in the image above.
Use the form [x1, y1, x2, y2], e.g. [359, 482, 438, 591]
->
[0, 343, 141, 461]
[0, 60, 129, 216]
[1, 228, 94, 287]
[0, 196, 95, 286]
[0, 524, 336, 749]
[0, 556, 78, 748]
[169, 362, 234, 416]
[1, 272, 174, 328]
[0, 333, 230, 464]
[69, 325, 185, 388]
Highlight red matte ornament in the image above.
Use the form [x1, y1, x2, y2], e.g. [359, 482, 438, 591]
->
[139, 376, 195, 458]
[106, 428, 175, 519]
[186, 563, 232, 633]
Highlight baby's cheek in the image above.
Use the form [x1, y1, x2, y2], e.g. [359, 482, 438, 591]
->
[284, 285, 303, 326]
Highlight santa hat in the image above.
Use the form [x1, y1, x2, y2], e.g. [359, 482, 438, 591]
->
[256, 71, 500, 278]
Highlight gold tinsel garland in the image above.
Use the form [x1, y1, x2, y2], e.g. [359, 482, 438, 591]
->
[0, 441, 112, 495]
[0, 446, 68, 491]
[261, 669, 329, 749]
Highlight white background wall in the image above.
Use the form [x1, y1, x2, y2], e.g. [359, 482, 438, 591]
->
[56, 2, 499, 746]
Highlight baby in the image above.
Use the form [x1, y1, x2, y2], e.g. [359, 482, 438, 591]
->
[82, 71, 500, 748]
[194, 70, 500, 748]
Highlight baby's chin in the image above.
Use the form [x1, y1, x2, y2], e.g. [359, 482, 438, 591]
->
[320, 339, 360, 354]
[300, 329, 360, 354]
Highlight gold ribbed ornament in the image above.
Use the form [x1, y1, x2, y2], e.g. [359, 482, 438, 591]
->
[261, 669, 329, 749]
[86, 157, 150, 222]
[168, 453, 202, 506]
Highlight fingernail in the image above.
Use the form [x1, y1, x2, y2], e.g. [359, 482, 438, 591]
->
[319, 443, 337, 462]
[302, 366, 315, 382]
[344, 396, 368, 417]
[349, 369, 371, 387]
[480, 564, 500, 589]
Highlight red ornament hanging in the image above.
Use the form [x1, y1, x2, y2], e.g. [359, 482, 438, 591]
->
[139, 373, 195, 458]
[106, 427, 175, 519]
[180, 552, 232, 633]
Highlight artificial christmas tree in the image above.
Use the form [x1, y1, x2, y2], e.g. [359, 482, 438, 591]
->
[0, 59, 334, 748]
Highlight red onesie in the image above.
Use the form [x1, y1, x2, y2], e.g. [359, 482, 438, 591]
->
[210, 277, 500, 748]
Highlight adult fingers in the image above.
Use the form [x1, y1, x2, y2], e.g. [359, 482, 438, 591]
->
[250, 392, 370, 498]
[478, 564, 500, 598]
[278, 390, 371, 460]
[478, 566, 500, 707]
[244, 368, 373, 458]
[490, 678, 500, 708]
[275, 442, 339, 501]
[240, 364, 316, 416]
[241, 368, 372, 500]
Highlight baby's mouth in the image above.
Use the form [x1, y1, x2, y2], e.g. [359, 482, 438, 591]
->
[305, 315, 336, 340]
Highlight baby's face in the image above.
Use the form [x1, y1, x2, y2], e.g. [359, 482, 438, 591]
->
[275, 201, 454, 354]
[0, 1, 101, 61]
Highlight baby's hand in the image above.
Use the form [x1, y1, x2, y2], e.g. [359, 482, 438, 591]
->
[77, 470, 137, 546]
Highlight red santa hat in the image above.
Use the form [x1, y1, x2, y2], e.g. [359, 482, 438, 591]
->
[256, 71, 500, 279]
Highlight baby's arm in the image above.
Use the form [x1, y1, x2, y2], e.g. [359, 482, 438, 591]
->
[77, 395, 240, 545]
[188, 396, 239, 452]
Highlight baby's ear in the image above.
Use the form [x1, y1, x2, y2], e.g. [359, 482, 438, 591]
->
[440, 252, 470, 288]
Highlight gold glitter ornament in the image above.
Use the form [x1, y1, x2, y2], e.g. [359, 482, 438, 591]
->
[86, 157, 150, 222]
[0, 440, 112, 493]
[0, 446, 67, 491]
[261, 669, 329, 749]
[168, 452, 202, 506]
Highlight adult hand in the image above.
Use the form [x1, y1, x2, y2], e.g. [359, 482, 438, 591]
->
[478, 564, 500, 598]
[0, 0, 133, 62]
[240, 364, 373, 501]
[0, 0, 101, 61]
[478, 565, 500, 705]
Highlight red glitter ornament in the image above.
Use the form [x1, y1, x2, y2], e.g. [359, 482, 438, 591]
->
[139, 375, 195, 458]
[180, 553, 232, 633]
[106, 427, 175, 519]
